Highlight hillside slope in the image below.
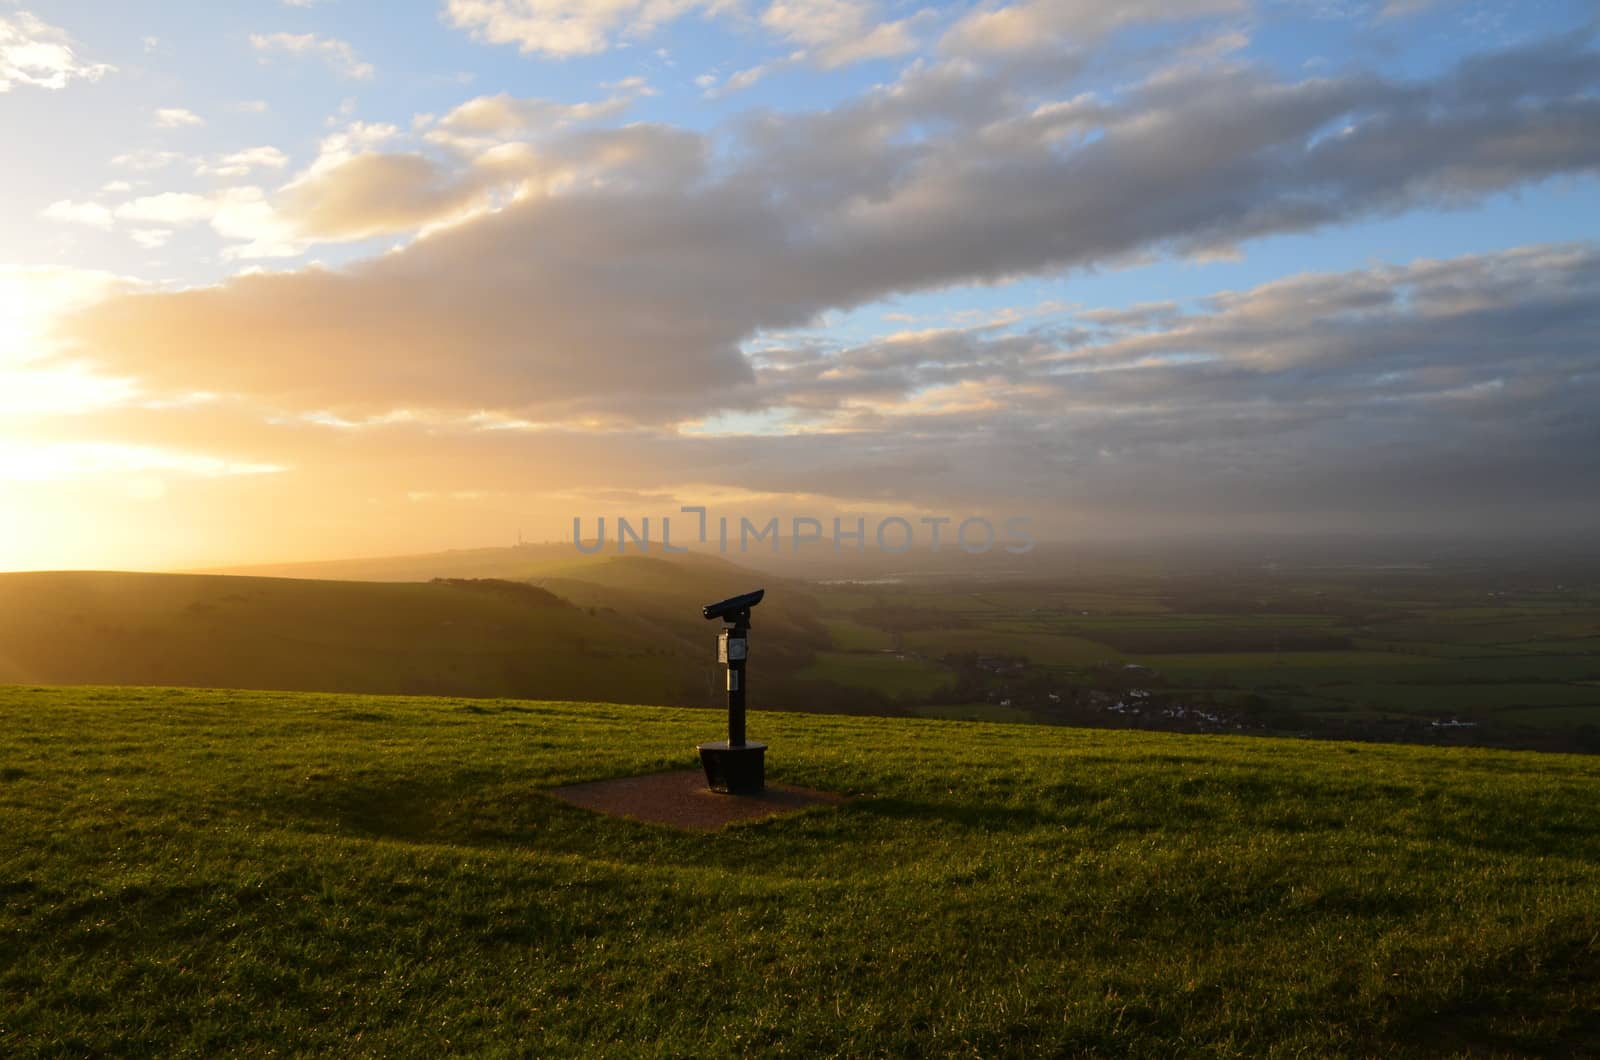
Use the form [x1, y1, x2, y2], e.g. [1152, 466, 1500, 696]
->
[0, 558, 829, 707]
[2, 685, 1598, 1055]
[531, 555, 829, 677]
[0, 571, 704, 703]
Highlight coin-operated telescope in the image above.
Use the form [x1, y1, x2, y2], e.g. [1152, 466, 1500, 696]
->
[697, 589, 765, 793]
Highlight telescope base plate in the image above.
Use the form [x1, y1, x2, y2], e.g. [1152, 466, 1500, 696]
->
[696, 741, 767, 794]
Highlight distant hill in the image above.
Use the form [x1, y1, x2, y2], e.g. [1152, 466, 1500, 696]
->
[206, 543, 621, 582]
[205, 539, 1056, 585]
[531, 555, 828, 679]
[0, 557, 826, 705]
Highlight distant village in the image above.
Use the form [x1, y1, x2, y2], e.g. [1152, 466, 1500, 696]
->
[932, 653, 1508, 748]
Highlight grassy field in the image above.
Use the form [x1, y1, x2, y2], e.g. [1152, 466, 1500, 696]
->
[903, 628, 1120, 667]
[909, 701, 1036, 724]
[818, 564, 1600, 741]
[3, 685, 1600, 1055]
[822, 618, 895, 652]
[795, 651, 954, 699]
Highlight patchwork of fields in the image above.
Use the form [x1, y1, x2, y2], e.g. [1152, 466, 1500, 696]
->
[806, 565, 1600, 747]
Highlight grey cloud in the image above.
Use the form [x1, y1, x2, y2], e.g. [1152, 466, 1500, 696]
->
[278, 152, 486, 240]
[58, 30, 1600, 431]
[721, 242, 1600, 526]
[30, 240, 1600, 535]
[940, 0, 1247, 60]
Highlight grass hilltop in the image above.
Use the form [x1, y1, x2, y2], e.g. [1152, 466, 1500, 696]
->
[2, 685, 1599, 1055]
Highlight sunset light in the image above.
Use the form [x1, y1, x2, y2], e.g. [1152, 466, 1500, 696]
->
[4, 2, 1600, 1052]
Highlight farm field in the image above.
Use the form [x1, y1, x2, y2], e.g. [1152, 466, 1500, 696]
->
[820, 617, 894, 652]
[795, 650, 954, 699]
[810, 560, 1600, 749]
[2, 685, 1598, 1055]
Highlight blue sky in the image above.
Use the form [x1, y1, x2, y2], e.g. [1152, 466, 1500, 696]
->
[2, 0, 1599, 567]
[9, 1, 1596, 288]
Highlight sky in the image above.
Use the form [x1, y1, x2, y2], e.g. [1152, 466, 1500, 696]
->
[2, 0, 1598, 570]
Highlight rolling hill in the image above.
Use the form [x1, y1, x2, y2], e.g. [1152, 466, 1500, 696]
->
[0, 556, 827, 706]
[207, 542, 655, 583]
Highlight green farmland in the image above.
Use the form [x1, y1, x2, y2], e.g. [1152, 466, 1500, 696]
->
[815, 562, 1600, 747]
[795, 650, 954, 699]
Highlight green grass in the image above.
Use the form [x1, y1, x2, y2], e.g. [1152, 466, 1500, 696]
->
[1068, 614, 1342, 631]
[3, 685, 1600, 1056]
[902, 628, 1122, 667]
[807, 587, 882, 613]
[1134, 650, 1437, 671]
[1315, 682, 1600, 715]
[823, 618, 895, 652]
[909, 702, 1036, 724]
[796, 651, 955, 699]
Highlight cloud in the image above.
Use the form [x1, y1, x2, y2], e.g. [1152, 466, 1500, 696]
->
[37, 243, 1600, 537]
[761, 0, 925, 69]
[111, 149, 183, 172]
[425, 79, 655, 150]
[443, 0, 730, 58]
[443, 0, 917, 68]
[114, 191, 224, 226]
[0, 10, 114, 92]
[701, 1, 929, 93]
[196, 146, 291, 178]
[154, 107, 204, 128]
[1378, 0, 1445, 19]
[148, 114, 709, 258]
[249, 31, 374, 79]
[744, 243, 1600, 421]
[0, 264, 138, 365]
[129, 229, 173, 250]
[275, 152, 488, 241]
[97, 188, 301, 258]
[700, 55, 801, 97]
[0, 440, 285, 484]
[40, 199, 114, 228]
[231, 121, 489, 249]
[53, 31, 1600, 436]
[943, 0, 1244, 57]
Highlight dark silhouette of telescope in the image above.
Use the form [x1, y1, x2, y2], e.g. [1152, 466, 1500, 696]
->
[697, 588, 766, 793]
[702, 588, 764, 621]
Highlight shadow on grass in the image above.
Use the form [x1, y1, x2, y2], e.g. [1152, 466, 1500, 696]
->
[271, 777, 442, 842]
[1363, 916, 1600, 1057]
[850, 795, 1076, 833]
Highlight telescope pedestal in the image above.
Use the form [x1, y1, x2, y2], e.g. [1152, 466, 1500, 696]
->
[697, 741, 766, 794]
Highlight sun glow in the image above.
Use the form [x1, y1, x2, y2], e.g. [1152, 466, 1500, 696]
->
[0, 440, 287, 483]
[1, 265, 130, 361]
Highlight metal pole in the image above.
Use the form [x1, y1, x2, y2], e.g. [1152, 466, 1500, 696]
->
[727, 616, 747, 746]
